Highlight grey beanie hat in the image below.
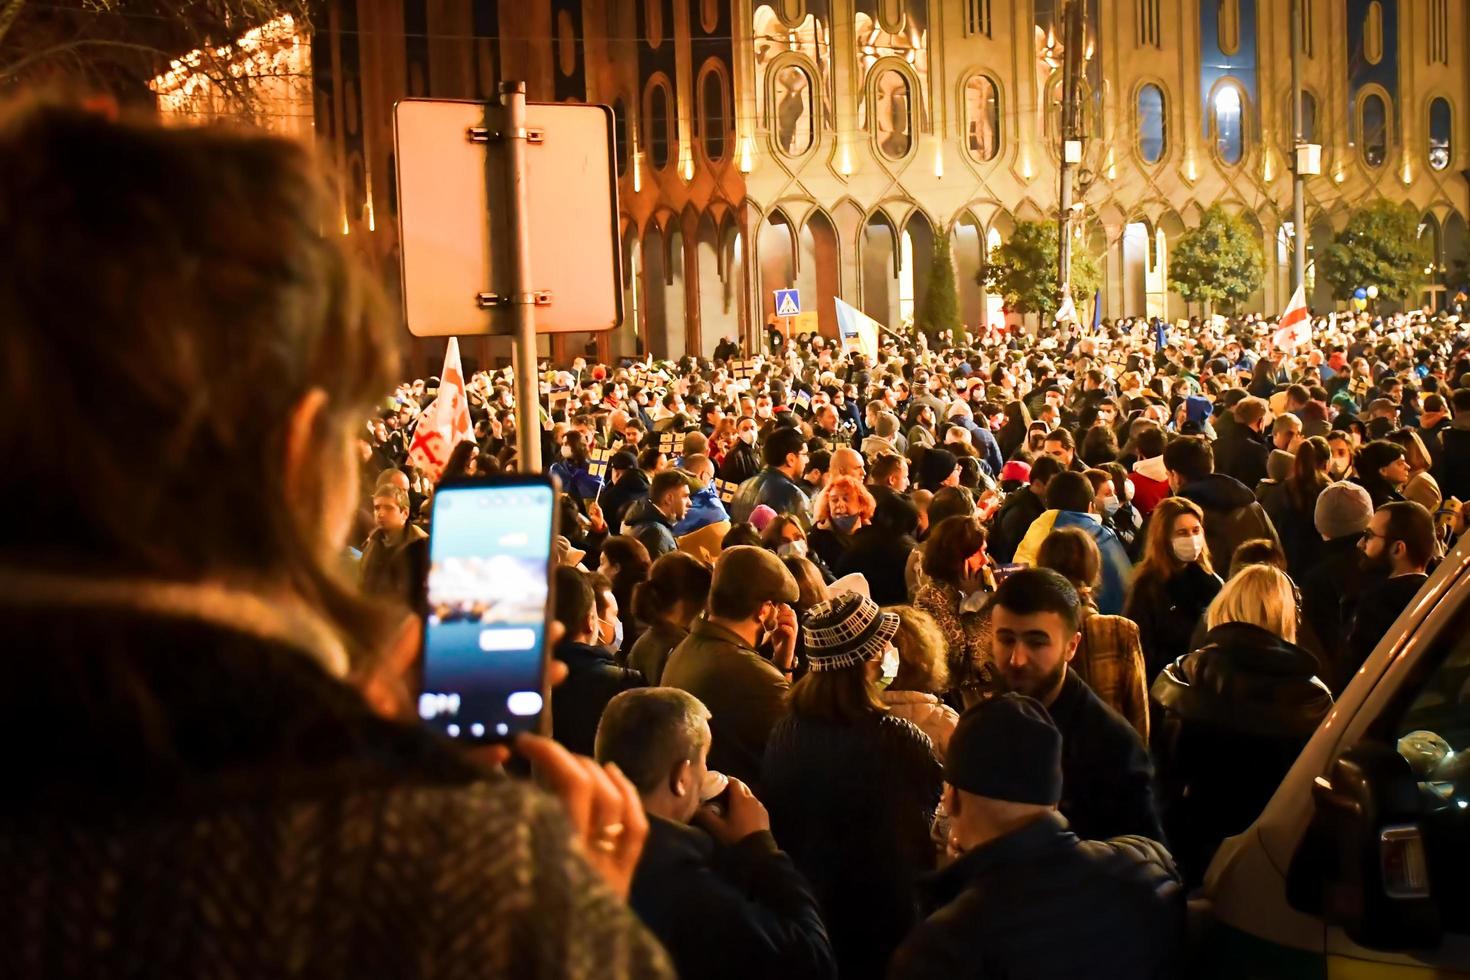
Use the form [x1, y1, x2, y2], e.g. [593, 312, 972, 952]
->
[1314, 481, 1374, 540]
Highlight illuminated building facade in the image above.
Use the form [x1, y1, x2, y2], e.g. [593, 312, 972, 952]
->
[302, 0, 1468, 371]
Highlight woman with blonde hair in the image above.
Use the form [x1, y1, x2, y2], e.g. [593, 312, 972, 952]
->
[808, 475, 876, 571]
[879, 605, 960, 759]
[1151, 564, 1333, 885]
[1122, 496, 1223, 679]
[1036, 528, 1150, 739]
[913, 515, 1002, 706]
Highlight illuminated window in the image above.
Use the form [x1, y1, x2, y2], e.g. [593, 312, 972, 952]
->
[612, 98, 629, 176]
[873, 69, 912, 159]
[1138, 84, 1166, 163]
[699, 67, 728, 162]
[1361, 93, 1387, 167]
[772, 64, 813, 156]
[645, 80, 672, 169]
[1429, 98, 1452, 171]
[1213, 85, 1244, 165]
[963, 74, 1000, 162]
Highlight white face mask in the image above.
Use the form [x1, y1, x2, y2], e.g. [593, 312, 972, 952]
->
[1172, 533, 1205, 564]
[738, 429, 757, 446]
[776, 540, 808, 559]
[1101, 495, 1121, 516]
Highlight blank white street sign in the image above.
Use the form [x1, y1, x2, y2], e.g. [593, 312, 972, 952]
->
[394, 98, 622, 336]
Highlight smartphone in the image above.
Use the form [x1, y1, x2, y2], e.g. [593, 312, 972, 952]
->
[418, 475, 558, 743]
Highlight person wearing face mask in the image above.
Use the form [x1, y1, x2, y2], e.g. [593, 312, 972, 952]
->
[1152, 565, 1333, 885]
[1324, 430, 1355, 481]
[761, 593, 942, 980]
[549, 429, 604, 505]
[761, 515, 834, 583]
[550, 567, 647, 756]
[719, 415, 762, 486]
[880, 606, 960, 759]
[1122, 497, 1224, 681]
[663, 547, 801, 789]
[807, 476, 875, 571]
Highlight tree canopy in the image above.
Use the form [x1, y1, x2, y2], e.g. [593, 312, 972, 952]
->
[1319, 199, 1433, 302]
[1168, 205, 1264, 314]
[979, 220, 1100, 321]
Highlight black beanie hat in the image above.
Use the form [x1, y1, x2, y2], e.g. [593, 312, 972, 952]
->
[918, 447, 960, 489]
[945, 694, 1063, 806]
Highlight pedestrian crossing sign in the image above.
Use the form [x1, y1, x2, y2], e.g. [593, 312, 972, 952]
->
[773, 288, 801, 318]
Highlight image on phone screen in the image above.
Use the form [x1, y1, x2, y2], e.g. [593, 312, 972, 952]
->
[419, 480, 554, 742]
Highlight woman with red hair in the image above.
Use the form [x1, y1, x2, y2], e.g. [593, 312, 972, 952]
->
[809, 475, 876, 572]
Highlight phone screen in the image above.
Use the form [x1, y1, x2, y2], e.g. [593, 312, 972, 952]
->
[419, 479, 555, 742]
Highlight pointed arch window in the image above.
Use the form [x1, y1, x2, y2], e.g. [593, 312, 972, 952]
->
[1138, 84, 1166, 163]
[1212, 84, 1245, 165]
[698, 65, 729, 162]
[963, 74, 1000, 162]
[644, 78, 673, 170]
[1361, 93, 1387, 167]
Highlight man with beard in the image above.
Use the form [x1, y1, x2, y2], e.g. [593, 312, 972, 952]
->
[1343, 502, 1434, 687]
[990, 569, 1165, 844]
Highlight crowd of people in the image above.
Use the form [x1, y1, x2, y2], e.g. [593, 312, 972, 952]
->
[10, 101, 1466, 978]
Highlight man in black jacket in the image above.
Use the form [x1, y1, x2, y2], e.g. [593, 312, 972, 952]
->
[1344, 501, 1434, 691]
[596, 688, 836, 980]
[599, 451, 650, 534]
[990, 569, 1166, 843]
[890, 695, 1184, 980]
[1211, 395, 1271, 491]
[988, 455, 1065, 563]
[622, 470, 692, 559]
[1165, 435, 1280, 570]
[1300, 481, 1374, 689]
[551, 567, 644, 755]
[1437, 388, 1470, 502]
[835, 492, 921, 606]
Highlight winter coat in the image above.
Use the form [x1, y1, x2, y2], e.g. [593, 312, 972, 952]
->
[762, 711, 942, 980]
[622, 497, 678, 560]
[626, 620, 689, 686]
[1342, 572, 1429, 696]
[600, 469, 651, 535]
[551, 640, 645, 756]
[358, 523, 428, 604]
[880, 690, 960, 760]
[731, 468, 813, 529]
[1048, 668, 1166, 844]
[1124, 562, 1224, 680]
[988, 486, 1046, 563]
[1013, 510, 1133, 615]
[719, 441, 762, 487]
[1178, 473, 1281, 574]
[1435, 423, 1470, 502]
[663, 618, 789, 789]
[1298, 533, 1369, 686]
[1130, 455, 1172, 516]
[1258, 479, 1329, 581]
[890, 812, 1184, 980]
[1074, 607, 1151, 741]
[1211, 423, 1270, 490]
[1, 583, 671, 980]
[673, 483, 730, 536]
[835, 526, 919, 607]
[808, 523, 858, 572]
[913, 580, 1002, 705]
[1152, 621, 1333, 885]
[629, 817, 836, 980]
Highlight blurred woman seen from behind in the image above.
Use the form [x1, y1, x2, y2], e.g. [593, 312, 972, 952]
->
[880, 605, 960, 759]
[0, 104, 666, 977]
[1259, 435, 1331, 579]
[626, 552, 712, 685]
[598, 535, 652, 660]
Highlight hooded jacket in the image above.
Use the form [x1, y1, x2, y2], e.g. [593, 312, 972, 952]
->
[1151, 621, 1333, 884]
[1129, 455, 1172, 516]
[1013, 510, 1132, 615]
[1178, 473, 1280, 573]
[673, 482, 730, 536]
[600, 468, 651, 535]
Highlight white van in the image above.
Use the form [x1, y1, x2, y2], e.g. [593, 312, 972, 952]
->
[1199, 535, 1470, 975]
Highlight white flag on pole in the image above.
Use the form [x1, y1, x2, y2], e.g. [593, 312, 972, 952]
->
[1054, 293, 1077, 323]
[408, 337, 474, 480]
[1272, 284, 1311, 351]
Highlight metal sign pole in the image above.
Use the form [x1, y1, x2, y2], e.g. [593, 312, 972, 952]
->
[499, 80, 543, 472]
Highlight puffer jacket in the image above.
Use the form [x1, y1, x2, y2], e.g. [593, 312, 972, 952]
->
[890, 812, 1184, 980]
[1151, 621, 1334, 885]
[621, 497, 678, 559]
[730, 467, 813, 529]
[763, 712, 942, 980]
[880, 690, 960, 760]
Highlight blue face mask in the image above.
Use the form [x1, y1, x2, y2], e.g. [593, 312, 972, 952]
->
[832, 514, 860, 534]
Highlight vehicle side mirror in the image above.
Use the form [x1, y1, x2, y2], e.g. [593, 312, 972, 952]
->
[1303, 742, 1441, 951]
